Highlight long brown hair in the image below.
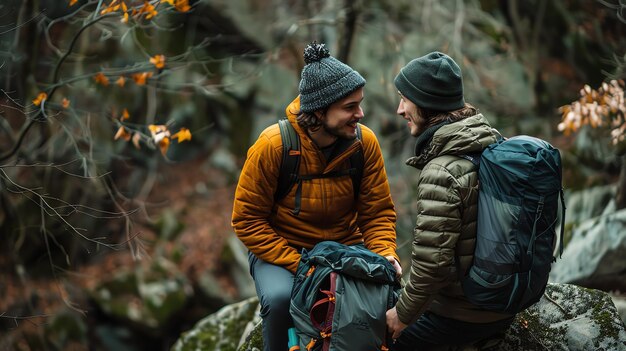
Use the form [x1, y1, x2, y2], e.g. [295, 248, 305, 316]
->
[296, 107, 329, 132]
[420, 103, 479, 129]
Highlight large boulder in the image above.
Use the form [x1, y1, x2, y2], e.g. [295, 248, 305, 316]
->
[172, 283, 626, 351]
[611, 293, 626, 327]
[171, 296, 261, 351]
[503, 283, 626, 351]
[91, 257, 193, 333]
[550, 209, 626, 291]
[563, 185, 615, 227]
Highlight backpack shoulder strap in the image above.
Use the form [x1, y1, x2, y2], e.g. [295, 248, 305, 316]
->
[349, 123, 365, 201]
[275, 119, 301, 201]
[458, 153, 482, 167]
[275, 122, 364, 207]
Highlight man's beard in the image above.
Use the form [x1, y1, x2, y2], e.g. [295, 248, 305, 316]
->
[322, 120, 358, 140]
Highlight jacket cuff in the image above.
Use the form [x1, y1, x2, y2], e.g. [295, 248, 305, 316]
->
[378, 248, 400, 264]
[286, 256, 300, 274]
[396, 290, 430, 325]
[396, 298, 416, 325]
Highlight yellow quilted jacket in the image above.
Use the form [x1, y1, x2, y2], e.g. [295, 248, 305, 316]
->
[232, 96, 398, 273]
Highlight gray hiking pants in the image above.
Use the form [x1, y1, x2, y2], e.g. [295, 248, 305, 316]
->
[248, 252, 294, 351]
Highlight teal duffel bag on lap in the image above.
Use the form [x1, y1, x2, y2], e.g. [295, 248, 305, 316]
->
[289, 241, 400, 351]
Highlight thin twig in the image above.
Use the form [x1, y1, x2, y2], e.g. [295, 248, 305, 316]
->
[0, 10, 41, 36]
[0, 168, 118, 249]
[526, 327, 550, 350]
[40, 201, 88, 316]
[596, 0, 621, 10]
[543, 292, 572, 319]
[0, 119, 36, 162]
[1, 159, 107, 177]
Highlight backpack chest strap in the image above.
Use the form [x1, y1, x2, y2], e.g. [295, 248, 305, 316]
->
[276, 119, 364, 215]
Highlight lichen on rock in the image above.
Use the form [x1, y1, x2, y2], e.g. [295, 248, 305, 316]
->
[501, 284, 626, 350]
[172, 284, 626, 351]
[171, 296, 260, 351]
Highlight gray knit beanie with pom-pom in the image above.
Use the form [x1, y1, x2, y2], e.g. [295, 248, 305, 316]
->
[298, 42, 366, 113]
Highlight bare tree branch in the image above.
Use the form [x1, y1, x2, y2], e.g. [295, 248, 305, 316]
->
[0, 168, 120, 249]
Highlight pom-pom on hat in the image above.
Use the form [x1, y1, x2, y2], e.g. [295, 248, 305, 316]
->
[394, 51, 465, 111]
[298, 42, 366, 113]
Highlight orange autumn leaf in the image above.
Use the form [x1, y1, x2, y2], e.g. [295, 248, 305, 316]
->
[121, 108, 130, 121]
[32, 92, 47, 106]
[101, 0, 121, 15]
[148, 124, 166, 134]
[172, 128, 192, 143]
[132, 72, 153, 85]
[116, 76, 126, 87]
[114, 126, 131, 141]
[175, 0, 191, 12]
[117, 1, 129, 23]
[62, 98, 70, 109]
[146, 6, 158, 19]
[161, 0, 190, 12]
[158, 137, 170, 156]
[148, 124, 171, 143]
[148, 124, 170, 137]
[69, 0, 78, 6]
[137, 1, 157, 19]
[148, 124, 171, 155]
[149, 55, 166, 69]
[94, 72, 110, 86]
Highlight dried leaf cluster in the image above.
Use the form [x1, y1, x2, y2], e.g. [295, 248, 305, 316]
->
[558, 80, 626, 146]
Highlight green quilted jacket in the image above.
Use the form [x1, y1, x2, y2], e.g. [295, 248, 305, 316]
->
[396, 114, 514, 324]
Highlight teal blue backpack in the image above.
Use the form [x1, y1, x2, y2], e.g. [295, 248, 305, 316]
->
[461, 136, 566, 314]
[289, 241, 400, 350]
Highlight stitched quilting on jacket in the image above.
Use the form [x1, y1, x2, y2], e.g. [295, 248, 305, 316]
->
[396, 113, 513, 324]
[232, 96, 397, 273]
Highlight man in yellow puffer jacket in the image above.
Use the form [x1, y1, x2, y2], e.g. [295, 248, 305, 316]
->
[232, 42, 400, 351]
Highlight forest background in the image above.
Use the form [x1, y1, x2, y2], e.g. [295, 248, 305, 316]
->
[1, 0, 625, 350]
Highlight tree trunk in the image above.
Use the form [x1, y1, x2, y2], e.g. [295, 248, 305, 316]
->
[337, 0, 358, 64]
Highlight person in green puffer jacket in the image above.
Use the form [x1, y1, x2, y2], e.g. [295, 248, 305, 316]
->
[386, 52, 515, 350]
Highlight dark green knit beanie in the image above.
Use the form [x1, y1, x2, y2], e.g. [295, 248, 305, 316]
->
[394, 51, 465, 111]
[299, 42, 366, 113]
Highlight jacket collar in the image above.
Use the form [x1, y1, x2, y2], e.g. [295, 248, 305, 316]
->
[406, 113, 497, 169]
[413, 120, 452, 157]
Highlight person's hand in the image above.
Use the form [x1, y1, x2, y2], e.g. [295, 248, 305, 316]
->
[385, 256, 402, 278]
[386, 307, 407, 340]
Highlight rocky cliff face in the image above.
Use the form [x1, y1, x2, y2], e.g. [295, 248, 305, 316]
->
[550, 208, 626, 292]
[172, 283, 626, 351]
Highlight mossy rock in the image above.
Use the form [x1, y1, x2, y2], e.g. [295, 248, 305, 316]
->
[171, 297, 261, 351]
[172, 284, 626, 351]
[91, 257, 192, 331]
[501, 283, 626, 350]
